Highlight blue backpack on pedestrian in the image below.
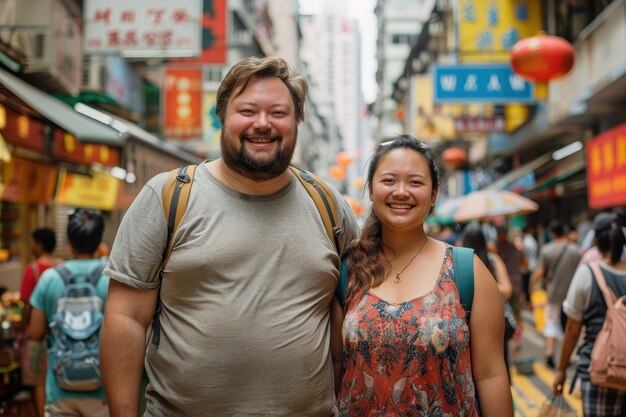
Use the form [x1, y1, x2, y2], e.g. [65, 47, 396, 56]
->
[50, 262, 106, 391]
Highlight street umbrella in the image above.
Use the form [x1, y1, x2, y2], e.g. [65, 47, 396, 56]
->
[428, 196, 465, 224]
[452, 189, 539, 222]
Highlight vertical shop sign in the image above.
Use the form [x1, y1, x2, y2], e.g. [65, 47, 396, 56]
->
[587, 123, 626, 209]
[162, 67, 203, 140]
[173, 0, 228, 64]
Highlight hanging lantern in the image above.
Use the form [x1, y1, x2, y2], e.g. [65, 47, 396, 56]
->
[510, 34, 575, 82]
[329, 164, 346, 181]
[336, 152, 353, 168]
[441, 147, 467, 170]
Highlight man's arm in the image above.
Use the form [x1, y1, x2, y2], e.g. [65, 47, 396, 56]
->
[29, 308, 47, 341]
[101, 279, 158, 417]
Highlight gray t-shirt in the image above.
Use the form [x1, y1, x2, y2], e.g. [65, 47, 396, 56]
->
[104, 164, 358, 417]
[538, 241, 581, 304]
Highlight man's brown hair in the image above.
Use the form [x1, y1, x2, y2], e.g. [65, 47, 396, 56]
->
[215, 56, 308, 125]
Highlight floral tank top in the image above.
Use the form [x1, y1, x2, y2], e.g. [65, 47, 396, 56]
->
[337, 245, 479, 417]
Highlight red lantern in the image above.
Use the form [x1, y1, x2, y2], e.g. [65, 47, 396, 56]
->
[510, 34, 575, 82]
[336, 152, 353, 168]
[329, 165, 346, 181]
[442, 147, 467, 170]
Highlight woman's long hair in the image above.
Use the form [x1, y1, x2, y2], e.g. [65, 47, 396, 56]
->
[593, 212, 626, 265]
[345, 135, 440, 304]
[461, 223, 494, 273]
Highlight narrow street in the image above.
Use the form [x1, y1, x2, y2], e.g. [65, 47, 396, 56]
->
[510, 311, 582, 417]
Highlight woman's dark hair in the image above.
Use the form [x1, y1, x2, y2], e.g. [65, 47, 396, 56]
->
[461, 223, 494, 273]
[32, 228, 56, 253]
[345, 135, 440, 303]
[593, 212, 625, 264]
[67, 209, 104, 255]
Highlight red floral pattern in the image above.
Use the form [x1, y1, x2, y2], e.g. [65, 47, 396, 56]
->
[338, 246, 479, 417]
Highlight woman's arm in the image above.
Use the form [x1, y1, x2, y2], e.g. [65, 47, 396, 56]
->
[470, 256, 514, 417]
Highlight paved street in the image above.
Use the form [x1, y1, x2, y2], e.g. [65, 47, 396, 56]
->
[509, 311, 582, 417]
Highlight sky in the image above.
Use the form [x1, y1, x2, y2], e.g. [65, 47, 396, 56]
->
[299, 0, 378, 103]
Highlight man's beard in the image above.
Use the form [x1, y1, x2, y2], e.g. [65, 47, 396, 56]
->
[220, 130, 296, 182]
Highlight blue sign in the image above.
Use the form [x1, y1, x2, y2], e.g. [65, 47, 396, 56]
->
[434, 64, 534, 103]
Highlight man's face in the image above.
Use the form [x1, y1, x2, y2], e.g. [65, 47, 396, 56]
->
[221, 75, 298, 181]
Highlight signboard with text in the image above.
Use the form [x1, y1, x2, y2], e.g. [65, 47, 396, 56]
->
[434, 64, 534, 103]
[84, 0, 201, 58]
[587, 123, 626, 209]
[55, 168, 121, 211]
[162, 67, 203, 140]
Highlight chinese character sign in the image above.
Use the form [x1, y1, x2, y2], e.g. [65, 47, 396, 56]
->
[459, 0, 542, 63]
[163, 67, 203, 140]
[174, 0, 227, 65]
[84, 0, 201, 58]
[587, 122, 626, 209]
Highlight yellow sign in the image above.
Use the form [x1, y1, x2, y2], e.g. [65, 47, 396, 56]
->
[459, 0, 543, 63]
[55, 168, 120, 211]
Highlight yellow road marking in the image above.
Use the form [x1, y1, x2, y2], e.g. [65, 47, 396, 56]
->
[510, 366, 546, 412]
[533, 362, 582, 416]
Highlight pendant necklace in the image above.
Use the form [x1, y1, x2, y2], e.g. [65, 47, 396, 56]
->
[384, 237, 429, 284]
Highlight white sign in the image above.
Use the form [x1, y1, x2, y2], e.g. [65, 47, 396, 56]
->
[84, 0, 201, 58]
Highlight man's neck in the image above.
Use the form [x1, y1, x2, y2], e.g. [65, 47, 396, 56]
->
[207, 159, 291, 195]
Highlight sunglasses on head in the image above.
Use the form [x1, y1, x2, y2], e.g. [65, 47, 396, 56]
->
[378, 139, 430, 150]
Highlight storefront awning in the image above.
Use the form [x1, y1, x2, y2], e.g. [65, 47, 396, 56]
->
[0, 68, 123, 146]
[486, 152, 554, 191]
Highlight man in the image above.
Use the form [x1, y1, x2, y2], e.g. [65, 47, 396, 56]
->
[101, 57, 358, 417]
[20, 228, 62, 416]
[29, 209, 109, 416]
[531, 220, 581, 368]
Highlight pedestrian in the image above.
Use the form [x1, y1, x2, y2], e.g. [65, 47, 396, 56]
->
[531, 220, 581, 368]
[520, 225, 538, 304]
[28, 209, 109, 417]
[553, 212, 626, 416]
[19, 228, 62, 416]
[337, 136, 513, 416]
[100, 56, 359, 417]
[495, 224, 525, 313]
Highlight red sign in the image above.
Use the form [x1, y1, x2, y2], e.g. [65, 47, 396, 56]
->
[455, 116, 506, 134]
[1, 157, 58, 204]
[587, 122, 626, 209]
[163, 67, 203, 140]
[52, 130, 120, 167]
[0, 104, 46, 152]
[173, 0, 227, 65]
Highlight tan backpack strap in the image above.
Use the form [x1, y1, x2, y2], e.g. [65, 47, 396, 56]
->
[589, 262, 618, 307]
[288, 166, 342, 252]
[161, 164, 197, 269]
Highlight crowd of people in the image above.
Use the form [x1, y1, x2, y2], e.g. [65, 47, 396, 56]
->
[11, 56, 625, 417]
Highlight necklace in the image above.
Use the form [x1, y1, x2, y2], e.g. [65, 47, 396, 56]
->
[383, 238, 429, 284]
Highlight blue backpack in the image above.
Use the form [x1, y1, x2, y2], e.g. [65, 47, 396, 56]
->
[337, 246, 475, 321]
[50, 263, 106, 391]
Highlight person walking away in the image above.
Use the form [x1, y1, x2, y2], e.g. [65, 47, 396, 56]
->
[100, 56, 359, 417]
[520, 225, 538, 304]
[495, 225, 525, 315]
[531, 221, 581, 368]
[19, 228, 62, 416]
[28, 209, 109, 417]
[553, 212, 626, 416]
[337, 136, 513, 416]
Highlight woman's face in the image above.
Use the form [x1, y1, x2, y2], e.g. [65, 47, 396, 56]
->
[370, 148, 437, 232]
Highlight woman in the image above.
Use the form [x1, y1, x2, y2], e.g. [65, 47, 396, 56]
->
[337, 136, 513, 416]
[553, 212, 626, 416]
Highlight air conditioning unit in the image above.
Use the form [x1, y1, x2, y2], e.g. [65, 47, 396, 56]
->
[81, 55, 105, 92]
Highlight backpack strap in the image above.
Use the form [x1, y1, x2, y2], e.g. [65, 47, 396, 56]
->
[588, 262, 618, 307]
[337, 256, 349, 304]
[55, 264, 74, 285]
[452, 246, 475, 323]
[152, 164, 197, 346]
[87, 261, 106, 287]
[288, 166, 342, 253]
[161, 164, 197, 269]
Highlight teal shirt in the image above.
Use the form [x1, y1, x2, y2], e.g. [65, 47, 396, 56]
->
[30, 259, 109, 404]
